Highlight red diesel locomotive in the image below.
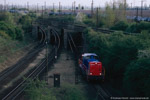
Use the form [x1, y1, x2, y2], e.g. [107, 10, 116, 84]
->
[79, 53, 105, 81]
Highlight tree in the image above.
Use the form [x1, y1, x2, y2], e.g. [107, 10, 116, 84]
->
[0, 12, 14, 24]
[104, 3, 115, 28]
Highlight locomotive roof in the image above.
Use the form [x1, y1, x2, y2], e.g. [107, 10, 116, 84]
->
[82, 53, 97, 56]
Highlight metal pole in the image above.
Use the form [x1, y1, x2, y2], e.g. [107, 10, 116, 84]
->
[37, 3, 39, 13]
[124, 0, 126, 17]
[27, 2, 29, 10]
[131, 3, 132, 9]
[59, 2, 60, 15]
[45, 1, 46, 12]
[53, 3, 55, 12]
[72, 3, 73, 13]
[74, 1, 76, 14]
[4, 0, 6, 11]
[42, 6, 44, 18]
[91, 0, 93, 16]
[46, 41, 48, 84]
[96, 8, 99, 28]
[141, 0, 144, 17]
[113, 0, 115, 10]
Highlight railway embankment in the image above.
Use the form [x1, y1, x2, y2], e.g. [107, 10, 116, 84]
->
[0, 38, 35, 73]
[0, 44, 47, 99]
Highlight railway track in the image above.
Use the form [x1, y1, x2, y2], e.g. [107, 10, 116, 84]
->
[2, 47, 56, 100]
[74, 24, 139, 35]
[66, 30, 115, 99]
[0, 26, 47, 91]
[0, 45, 45, 87]
[93, 83, 112, 100]
[0, 26, 62, 100]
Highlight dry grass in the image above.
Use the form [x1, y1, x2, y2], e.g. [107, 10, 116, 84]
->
[0, 36, 34, 72]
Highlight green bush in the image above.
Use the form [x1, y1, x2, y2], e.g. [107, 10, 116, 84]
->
[25, 79, 56, 100]
[25, 79, 86, 100]
[15, 27, 23, 41]
[126, 23, 137, 33]
[0, 21, 16, 39]
[124, 58, 150, 96]
[0, 21, 23, 41]
[111, 21, 128, 31]
[137, 22, 150, 32]
[52, 84, 86, 100]
[83, 18, 96, 27]
[0, 12, 14, 24]
[126, 22, 150, 33]
[0, 30, 11, 39]
[84, 28, 139, 85]
[84, 28, 150, 96]
[19, 15, 32, 33]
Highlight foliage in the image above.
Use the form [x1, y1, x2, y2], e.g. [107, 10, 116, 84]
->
[111, 21, 128, 31]
[28, 12, 37, 19]
[0, 21, 16, 39]
[83, 0, 128, 29]
[61, 15, 75, 22]
[84, 28, 139, 83]
[52, 83, 86, 100]
[103, 4, 115, 28]
[125, 23, 137, 33]
[126, 22, 150, 33]
[19, 15, 32, 33]
[0, 30, 11, 39]
[124, 58, 150, 96]
[0, 36, 29, 63]
[15, 27, 23, 41]
[83, 28, 150, 96]
[0, 21, 23, 40]
[83, 18, 96, 27]
[0, 12, 14, 24]
[25, 79, 56, 100]
[25, 79, 86, 100]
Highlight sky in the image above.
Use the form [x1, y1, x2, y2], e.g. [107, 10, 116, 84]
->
[0, 0, 149, 7]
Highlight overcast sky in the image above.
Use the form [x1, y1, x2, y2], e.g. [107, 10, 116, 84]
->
[0, 0, 149, 7]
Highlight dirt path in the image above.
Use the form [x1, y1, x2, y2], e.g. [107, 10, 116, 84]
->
[48, 50, 75, 86]
[47, 50, 100, 100]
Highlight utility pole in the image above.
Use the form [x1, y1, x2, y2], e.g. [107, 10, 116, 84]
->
[11, 3, 13, 9]
[53, 3, 55, 12]
[124, 0, 126, 17]
[46, 41, 48, 84]
[136, 7, 139, 22]
[37, 3, 39, 13]
[74, 1, 76, 14]
[91, 0, 94, 17]
[96, 8, 99, 28]
[44, 1, 46, 13]
[136, 7, 139, 26]
[113, 0, 115, 10]
[131, 3, 132, 9]
[141, 0, 144, 17]
[42, 6, 44, 18]
[137, 7, 139, 18]
[59, 2, 61, 14]
[72, 2, 73, 13]
[4, 0, 6, 11]
[27, 2, 29, 10]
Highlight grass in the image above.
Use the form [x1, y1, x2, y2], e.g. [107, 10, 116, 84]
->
[0, 36, 32, 63]
[25, 79, 87, 100]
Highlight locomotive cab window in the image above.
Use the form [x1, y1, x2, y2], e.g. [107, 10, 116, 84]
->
[93, 55, 99, 60]
[84, 56, 91, 60]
